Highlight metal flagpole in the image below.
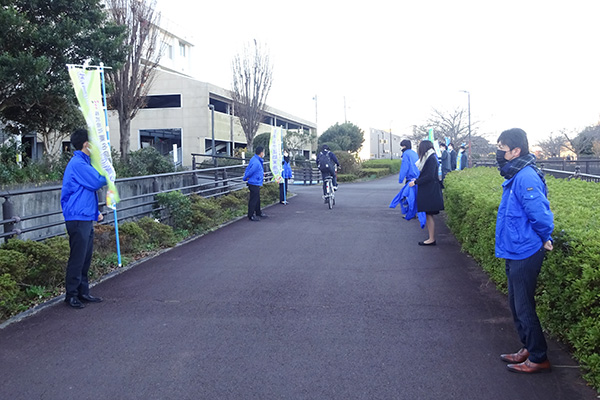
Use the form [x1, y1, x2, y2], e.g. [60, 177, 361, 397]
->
[98, 63, 122, 267]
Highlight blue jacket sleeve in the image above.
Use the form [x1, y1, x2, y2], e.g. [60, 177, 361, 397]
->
[329, 152, 340, 166]
[399, 155, 409, 183]
[516, 176, 554, 242]
[74, 162, 107, 191]
[243, 159, 257, 181]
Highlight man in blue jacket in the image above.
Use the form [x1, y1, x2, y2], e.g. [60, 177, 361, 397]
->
[495, 128, 554, 374]
[243, 146, 266, 221]
[61, 129, 108, 309]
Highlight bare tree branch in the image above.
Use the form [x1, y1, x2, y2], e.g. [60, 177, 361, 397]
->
[106, 0, 164, 161]
[231, 40, 273, 152]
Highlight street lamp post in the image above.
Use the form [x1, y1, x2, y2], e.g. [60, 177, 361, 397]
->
[460, 90, 472, 168]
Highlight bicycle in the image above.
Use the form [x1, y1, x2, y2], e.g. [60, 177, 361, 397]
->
[323, 175, 335, 209]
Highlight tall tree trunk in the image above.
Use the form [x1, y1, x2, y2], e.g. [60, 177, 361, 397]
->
[41, 130, 64, 163]
[119, 115, 131, 162]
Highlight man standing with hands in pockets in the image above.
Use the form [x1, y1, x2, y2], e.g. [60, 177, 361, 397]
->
[495, 128, 554, 373]
[61, 129, 107, 309]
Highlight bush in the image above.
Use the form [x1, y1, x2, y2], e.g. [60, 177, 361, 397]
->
[117, 221, 150, 254]
[136, 217, 177, 248]
[362, 159, 402, 174]
[444, 167, 600, 390]
[0, 274, 21, 320]
[1, 239, 66, 289]
[336, 151, 360, 175]
[155, 190, 194, 231]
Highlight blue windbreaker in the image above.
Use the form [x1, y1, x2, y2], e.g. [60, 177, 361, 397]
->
[61, 151, 107, 221]
[495, 165, 554, 260]
[282, 160, 293, 179]
[399, 149, 419, 183]
[243, 154, 264, 186]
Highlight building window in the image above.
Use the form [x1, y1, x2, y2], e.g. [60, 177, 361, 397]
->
[166, 44, 173, 60]
[179, 42, 186, 57]
[143, 94, 181, 109]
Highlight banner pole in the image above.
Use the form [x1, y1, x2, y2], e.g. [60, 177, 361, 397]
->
[99, 63, 122, 268]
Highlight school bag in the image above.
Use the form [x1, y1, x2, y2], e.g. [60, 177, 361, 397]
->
[317, 151, 335, 174]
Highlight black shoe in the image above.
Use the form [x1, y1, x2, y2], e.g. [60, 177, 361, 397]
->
[257, 214, 268, 218]
[249, 216, 260, 221]
[79, 294, 103, 303]
[65, 297, 85, 309]
[418, 240, 437, 246]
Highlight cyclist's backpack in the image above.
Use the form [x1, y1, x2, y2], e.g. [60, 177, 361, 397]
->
[317, 151, 335, 174]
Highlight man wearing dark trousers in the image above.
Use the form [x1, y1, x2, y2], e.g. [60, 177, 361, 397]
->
[61, 129, 107, 309]
[495, 128, 554, 373]
[243, 146, 266, 221]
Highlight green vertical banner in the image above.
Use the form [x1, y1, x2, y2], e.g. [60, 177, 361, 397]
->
[269, 126, 284, 183]
[67, 66, 120, 208]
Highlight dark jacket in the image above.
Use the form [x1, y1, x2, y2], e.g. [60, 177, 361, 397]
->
[449, 149, 457, 170]
[440, 150, 451, 175]
[61, 151, 107, 221]
[414, 153, 444, 213]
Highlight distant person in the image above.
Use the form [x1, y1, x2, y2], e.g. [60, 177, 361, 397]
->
[243, 146, 267, 221]
[495, 128, 554, 374]
[279, 150, 293, 204]
[439, 142, 451, 181]
[448, 143, 457, 171]
[456, 144, 468, 170]
[61, 129, 107, 309]
[317, 145, 340, 199]
[408, 140, 444, 245]
[398, 139, 419, 184]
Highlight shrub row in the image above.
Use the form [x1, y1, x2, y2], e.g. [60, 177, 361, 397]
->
[0, 183, 280, 322]
[444, 167, 600, 390]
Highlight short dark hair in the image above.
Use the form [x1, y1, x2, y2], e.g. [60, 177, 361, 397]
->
[322, 144, 330, 151]
[497, 128, 529, 155]
[439, 142, 447, 149]
[400, 139, 411, 149]
[71, 129, 88, 151]
[418, 140, 434, 159]
[255, 146, 264, 155]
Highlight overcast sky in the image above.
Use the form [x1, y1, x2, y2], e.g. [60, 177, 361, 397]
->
[159, 0, 600, 145]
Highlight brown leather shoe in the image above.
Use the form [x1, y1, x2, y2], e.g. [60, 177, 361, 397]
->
[500, 347, 529, 363]
[507, 359, 551, 374]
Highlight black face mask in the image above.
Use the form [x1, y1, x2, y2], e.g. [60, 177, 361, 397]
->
[496, 149, 508, 168]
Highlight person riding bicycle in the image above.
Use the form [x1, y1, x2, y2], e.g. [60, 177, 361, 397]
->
[316, 144, 340, 198]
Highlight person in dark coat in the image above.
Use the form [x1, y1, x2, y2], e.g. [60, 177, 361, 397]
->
[448, 142, 457, 171]
[439, 142, 451, 181]
[408, 140, 444, 246]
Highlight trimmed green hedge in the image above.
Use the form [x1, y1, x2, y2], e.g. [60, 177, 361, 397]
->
[0, 183, 281, 322]
[444, 168, 600, 390]
[362, 159, 401, 174]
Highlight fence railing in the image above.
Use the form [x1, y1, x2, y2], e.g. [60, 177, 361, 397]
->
[191, 153, 323, 185]
[0, 163, 272, 243]
[472, 159, 600, 182]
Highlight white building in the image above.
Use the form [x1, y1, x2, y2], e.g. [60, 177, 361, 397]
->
[106, 15, 316, 167]
[358, 128, 403, 160]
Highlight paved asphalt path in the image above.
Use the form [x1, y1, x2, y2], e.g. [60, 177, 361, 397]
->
[1, 175, 597, 400]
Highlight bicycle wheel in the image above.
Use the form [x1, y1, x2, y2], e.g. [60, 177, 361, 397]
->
[327, 194, 332, 209]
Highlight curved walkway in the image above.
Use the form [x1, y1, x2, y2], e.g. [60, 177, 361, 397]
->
[0, 175, 596, 399]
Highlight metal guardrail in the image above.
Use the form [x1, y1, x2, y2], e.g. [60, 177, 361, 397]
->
[0, 163, 273, 242]
[472, 160, 600, 182]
